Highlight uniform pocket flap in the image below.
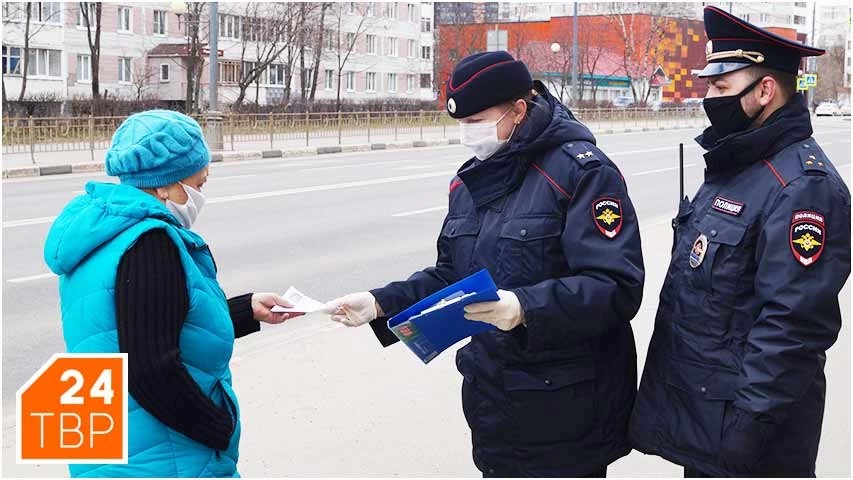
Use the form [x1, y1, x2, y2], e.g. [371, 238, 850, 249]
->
[503, 361, 595, 392]
[443, 217, 480, 238]
[499, 216, 564, 242]
[664, 357, 740, 400]
[698, 215, 748, 246]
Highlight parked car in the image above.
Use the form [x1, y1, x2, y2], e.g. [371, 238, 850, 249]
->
[612, 96, 633, 109]
[815, 102, 840, 116]
[838, 102, 851, 116]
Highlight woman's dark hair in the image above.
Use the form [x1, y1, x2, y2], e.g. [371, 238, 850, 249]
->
[502, 88, 538, 120]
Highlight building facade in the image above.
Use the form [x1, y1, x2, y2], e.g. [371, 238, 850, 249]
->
[1, 2, 437, 108]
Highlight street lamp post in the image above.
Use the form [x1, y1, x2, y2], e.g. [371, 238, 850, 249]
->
[571, 1, 579, 106]
[170, 1, 222, 150]
[205, 2, 223, 150]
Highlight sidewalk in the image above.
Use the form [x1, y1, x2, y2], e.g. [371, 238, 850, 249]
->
[2, 116, 710, 178]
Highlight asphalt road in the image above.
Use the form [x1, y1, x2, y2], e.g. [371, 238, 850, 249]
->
[2, 117, 850, 477]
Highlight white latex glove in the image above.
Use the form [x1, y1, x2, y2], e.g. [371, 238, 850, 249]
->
[326, 292, 382, 327]
[463, 289, 525, 331]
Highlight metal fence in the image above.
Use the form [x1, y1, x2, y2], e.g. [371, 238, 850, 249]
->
[2, 108, 707, 163]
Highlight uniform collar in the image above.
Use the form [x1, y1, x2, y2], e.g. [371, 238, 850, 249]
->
[697, 94, 813, 175]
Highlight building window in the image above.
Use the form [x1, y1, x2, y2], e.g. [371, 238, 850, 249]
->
[219, 14, 240, 40]
[367, 34, 377, 55]
[386, 73, 397, 92]
[346, 71, 355, 91]
[268, 63, 285, 85]
[77, 3, 97, 28]
[794, 2, 807, 7]
[117, 6, 132, 32]
[301, 68, 313, 91]
[157, 63, 169, 82]
[366, 71, 376, 92]
[794, 15, 806, 25]
[2, 46, 21, 75]
[346, 32, 355, 49]
[759, 13, 770, 23]
[325, 29, 336, 50]
[77, 54, 91, 82]
[407, 74, 415, 93]
[421, 17, 431, 32]
[325, 69, 334, 90]
[27, 48, 61, 77]
[34, 2, 61, 23]
[367, 2, 375, 16]
[348, 2, 356, 14]
[153, 9, 167, 35]
[220, 61, 241, 84]
[117, 57, 131, 82]
[421, 45, 431, 60]
[408, 4, 416, 22]
[408, 39, 416, 58]
[487, 30, 508, 51]
[420, 73, 431, 88]
[386, 2, 398, 19]
[2, 3, 21, 20]
[387, 37, 398, 56]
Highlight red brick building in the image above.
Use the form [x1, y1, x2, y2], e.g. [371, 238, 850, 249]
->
[436, 14, 712, 106]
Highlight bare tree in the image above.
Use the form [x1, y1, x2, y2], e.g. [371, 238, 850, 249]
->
[606, 2, 676, 103]
[230, 3, 312, 110]
[17, 3, 32, 102]
[181, 2, 207, 113]
[307, 3, 331, 103]
[131, 58, 155, 101]
[814, 44, 847, 103]
[1, 3, 63, 104]
[79, 2, 103, 99]
[326, 3, 374, 111]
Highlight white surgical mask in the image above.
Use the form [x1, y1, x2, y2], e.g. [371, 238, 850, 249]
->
[166, 182, 206, 229]
[459, 109, 517, 160]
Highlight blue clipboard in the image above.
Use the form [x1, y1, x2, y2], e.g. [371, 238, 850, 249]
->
[388, 269, 499, 364]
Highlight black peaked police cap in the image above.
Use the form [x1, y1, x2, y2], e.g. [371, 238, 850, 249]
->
[697, 5, 825, 78]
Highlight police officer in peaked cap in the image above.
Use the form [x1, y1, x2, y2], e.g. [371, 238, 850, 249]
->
[328, 51, 645, 477]
[629, 5, 850, 477]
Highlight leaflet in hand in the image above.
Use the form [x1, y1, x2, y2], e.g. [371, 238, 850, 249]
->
[271, 286, 333, 314]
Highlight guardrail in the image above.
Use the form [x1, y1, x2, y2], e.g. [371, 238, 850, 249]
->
[2, 107, 707, 163]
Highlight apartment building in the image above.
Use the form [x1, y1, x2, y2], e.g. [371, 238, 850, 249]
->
[1, 2, 437, 106]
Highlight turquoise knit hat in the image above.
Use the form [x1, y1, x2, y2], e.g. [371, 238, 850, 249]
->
[105, 109, 210, 188]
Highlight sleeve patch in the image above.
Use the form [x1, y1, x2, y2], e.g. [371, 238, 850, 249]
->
[790, 210, 825, 267]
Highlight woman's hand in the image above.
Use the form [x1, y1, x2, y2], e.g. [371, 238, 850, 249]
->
[251, 293, 304, 324]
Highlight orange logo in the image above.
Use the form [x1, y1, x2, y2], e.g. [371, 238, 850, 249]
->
[17, 354, 127, 464]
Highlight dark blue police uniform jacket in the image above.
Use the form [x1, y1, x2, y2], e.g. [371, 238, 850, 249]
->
[369, 83, 645, 476]
[629, 95, 851, 477]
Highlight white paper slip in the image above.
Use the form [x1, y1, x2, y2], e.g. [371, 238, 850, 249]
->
[271, 286, 333, 314]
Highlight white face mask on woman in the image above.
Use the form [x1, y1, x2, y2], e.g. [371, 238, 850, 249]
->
[166, 182, 206, 229]
[459, 108, 518, 160]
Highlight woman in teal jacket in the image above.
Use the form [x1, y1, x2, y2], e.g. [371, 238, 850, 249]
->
[44, 110, 296, 477]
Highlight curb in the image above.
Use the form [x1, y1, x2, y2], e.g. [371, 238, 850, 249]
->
[2, 124, 704, 179]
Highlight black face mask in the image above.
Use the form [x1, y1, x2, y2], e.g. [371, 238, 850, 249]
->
[703, 78, 766, 139]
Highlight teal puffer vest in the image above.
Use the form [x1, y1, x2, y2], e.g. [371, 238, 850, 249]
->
[44, 182, 242, 478]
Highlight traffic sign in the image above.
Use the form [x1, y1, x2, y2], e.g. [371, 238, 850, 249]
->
[805, 73, 818, 87]
[797, 76, 808, 92]
[17, 354, 127, 464]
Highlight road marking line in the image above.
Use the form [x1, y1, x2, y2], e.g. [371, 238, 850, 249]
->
[7, 272, 56, 283]
[609, 145, 700, 157]
[300, 159, 411, 172]
[71, 190, 84, 194]
[632, 163, 697, 177]
[216, 174, 258, 181]
[3, 216, 57, 228]
[395, 163, 460, 171]
[206, 170, 456, 204]
[392, 206, 447, 217]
